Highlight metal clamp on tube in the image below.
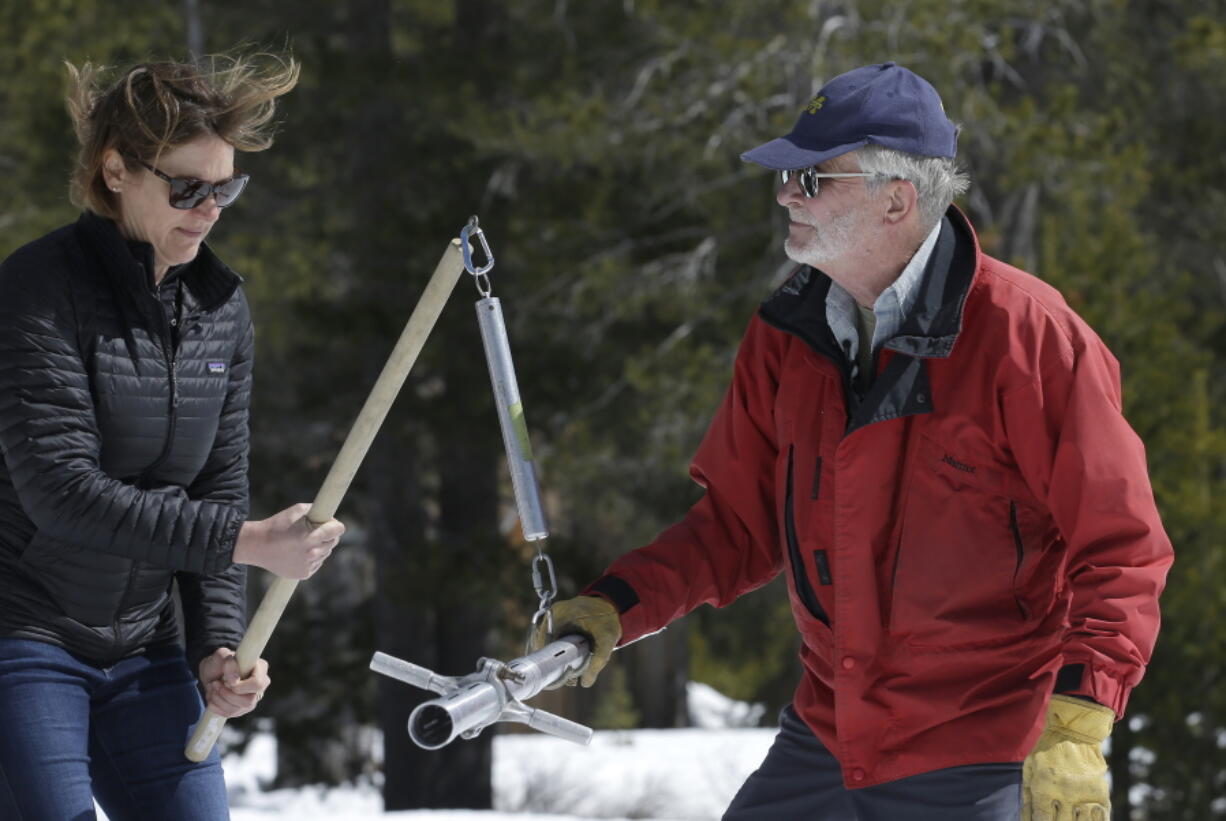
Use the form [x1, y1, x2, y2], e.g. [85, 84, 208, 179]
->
[370, 636, 594, 749]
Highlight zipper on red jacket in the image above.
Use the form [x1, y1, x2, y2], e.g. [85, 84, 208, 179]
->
[759, 309, 862, 424]
[785, 446, 829, 625]
[1008, 501, 1029, 620]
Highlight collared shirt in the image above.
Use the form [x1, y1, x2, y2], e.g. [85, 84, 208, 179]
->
[826, 219, 943, 381]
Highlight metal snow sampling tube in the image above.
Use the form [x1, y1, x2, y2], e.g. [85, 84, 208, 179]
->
[370, 635, 594, 749]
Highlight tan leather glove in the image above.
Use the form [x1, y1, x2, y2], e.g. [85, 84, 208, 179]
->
[1023, 694, 1114, 820]
[529, 595, 621, 687]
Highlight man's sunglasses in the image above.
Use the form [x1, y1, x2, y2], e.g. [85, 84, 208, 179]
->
[128, 156, 250, 210]
[780, 167, 878, 198]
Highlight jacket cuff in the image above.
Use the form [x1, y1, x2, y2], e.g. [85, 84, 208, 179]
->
[582, 574, 662, 646]
[583, 575, 640, 615]
[1053, 663, 1087, 694]
[1054, 661, 1130, 718]
[208, 513, 244, 574]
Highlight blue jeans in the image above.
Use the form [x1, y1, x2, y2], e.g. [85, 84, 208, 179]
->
[724, 705, 1022, 820]
[0, 638, 229, 820]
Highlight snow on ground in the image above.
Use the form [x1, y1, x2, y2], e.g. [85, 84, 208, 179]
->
[99, 683, 777, 820]
[226, 726, 774, 820]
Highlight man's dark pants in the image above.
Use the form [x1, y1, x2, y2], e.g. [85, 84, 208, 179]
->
[724, 705, 1022, 820]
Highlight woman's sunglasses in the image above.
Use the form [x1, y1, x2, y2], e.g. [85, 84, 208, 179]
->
[128, 156, 250, 210]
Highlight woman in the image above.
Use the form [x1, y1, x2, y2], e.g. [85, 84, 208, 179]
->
[0, 53, 344, 819]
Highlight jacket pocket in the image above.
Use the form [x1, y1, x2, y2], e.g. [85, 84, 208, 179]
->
[19, 531, 133, 628]
[890, 436, 1043, 649]
[784, 446, 828, 626]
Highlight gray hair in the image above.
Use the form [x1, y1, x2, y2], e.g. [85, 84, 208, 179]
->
[853, 145, 970, 230]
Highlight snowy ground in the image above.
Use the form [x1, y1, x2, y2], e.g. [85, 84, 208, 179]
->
[100, 683, 777, 820]
[225, 726, 775, 820]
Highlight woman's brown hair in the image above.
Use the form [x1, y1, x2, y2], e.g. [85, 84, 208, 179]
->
[65, 51, 299, 219]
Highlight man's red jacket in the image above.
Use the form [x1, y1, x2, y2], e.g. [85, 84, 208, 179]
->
[585, 207, 1173, 788]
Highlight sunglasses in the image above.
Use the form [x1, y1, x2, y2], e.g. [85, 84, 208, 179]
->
[128, 156, 250, 210]
[780, 167, 878, 198]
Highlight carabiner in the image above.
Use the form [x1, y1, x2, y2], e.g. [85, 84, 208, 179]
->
[527, 607, 554, 654]
[460, 215, 495, 296]
[531, 553, 558, 605]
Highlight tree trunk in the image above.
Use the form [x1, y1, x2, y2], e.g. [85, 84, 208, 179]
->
[323, 0, 454, 808]
[1110, 716, 1133, 821]
[182, 0, 204, 57]
[372, 0, 512, 803]
[630, 617, 689, 728]
[372, 431, 434, 809]
[378, 404, 500, 809]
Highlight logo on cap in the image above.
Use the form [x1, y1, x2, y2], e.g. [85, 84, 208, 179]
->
[805, 95, 827, 114]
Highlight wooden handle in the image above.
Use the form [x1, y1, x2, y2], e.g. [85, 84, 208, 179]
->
[185, 239, 466, 761]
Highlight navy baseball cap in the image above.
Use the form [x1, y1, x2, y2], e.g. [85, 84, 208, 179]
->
[741, 62, 957, 170]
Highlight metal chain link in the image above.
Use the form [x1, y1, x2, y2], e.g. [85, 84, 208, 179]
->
[526, 551, 558, 653]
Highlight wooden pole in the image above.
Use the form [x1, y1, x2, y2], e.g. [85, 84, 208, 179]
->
[185, 238, 466, 761]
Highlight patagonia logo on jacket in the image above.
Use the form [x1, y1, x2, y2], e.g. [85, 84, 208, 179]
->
[207, 362, 227, 375]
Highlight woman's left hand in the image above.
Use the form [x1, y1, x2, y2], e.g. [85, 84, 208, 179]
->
[198, 647, 271, 718]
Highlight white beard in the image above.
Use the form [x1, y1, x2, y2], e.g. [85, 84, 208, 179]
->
[784, 206, 859, 268]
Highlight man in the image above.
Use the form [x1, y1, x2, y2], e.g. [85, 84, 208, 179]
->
[535, 63, 1172, 819]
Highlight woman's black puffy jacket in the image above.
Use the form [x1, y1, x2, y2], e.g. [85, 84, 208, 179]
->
[0, 211, 251, 671]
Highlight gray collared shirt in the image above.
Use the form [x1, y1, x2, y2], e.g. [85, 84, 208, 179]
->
[826, 220, 942, 381]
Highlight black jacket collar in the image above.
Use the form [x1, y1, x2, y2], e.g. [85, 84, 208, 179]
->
[74, 210, 242, 313]
[885, 207, 978, 358]
[759, 205, 979, 361]
[758, 206, 982, 435]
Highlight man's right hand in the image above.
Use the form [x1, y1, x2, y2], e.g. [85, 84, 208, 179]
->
[530, 595, 622, 687]
[233, 503, 345, 580]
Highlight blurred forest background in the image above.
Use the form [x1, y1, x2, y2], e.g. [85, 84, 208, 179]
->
[2, 0, 1224, 818]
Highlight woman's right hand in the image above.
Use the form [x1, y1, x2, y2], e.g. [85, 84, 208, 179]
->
[233, 503, 346, 580]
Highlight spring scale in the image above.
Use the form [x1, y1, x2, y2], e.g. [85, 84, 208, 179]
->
[458, 217, 558, 650]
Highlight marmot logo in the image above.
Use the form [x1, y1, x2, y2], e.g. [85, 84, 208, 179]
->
[941, 453, 976, 474]
[806, 95, 827, 114]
